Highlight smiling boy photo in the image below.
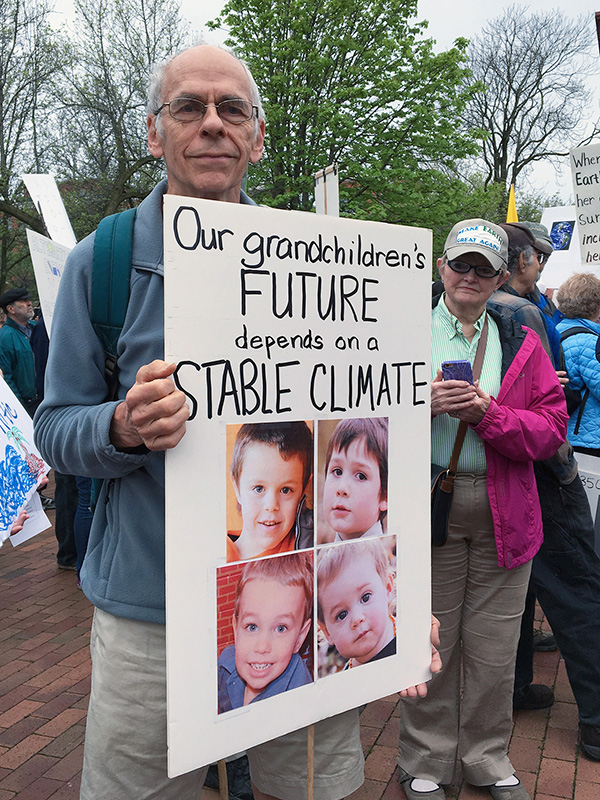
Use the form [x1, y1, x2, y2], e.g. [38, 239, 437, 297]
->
[217, 552, 314, 713]
[227, 421, 313, 562]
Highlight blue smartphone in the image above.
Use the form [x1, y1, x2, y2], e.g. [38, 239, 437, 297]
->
[441, 360, 474, 384]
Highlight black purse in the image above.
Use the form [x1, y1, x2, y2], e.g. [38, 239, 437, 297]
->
[431, 319, 488, 547]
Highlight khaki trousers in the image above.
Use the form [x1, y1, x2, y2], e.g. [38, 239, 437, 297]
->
[398, 474, 531, 786]
[81, 608, 363, 800]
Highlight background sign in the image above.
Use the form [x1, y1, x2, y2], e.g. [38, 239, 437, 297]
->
[569, 142, 600, 276]
[576, 452, 600, 555]
[26, 230, 71, 336]
[21, 174, 77, 249]
[163, 197, 432, 776]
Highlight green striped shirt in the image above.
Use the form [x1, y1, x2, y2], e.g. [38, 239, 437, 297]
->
[431, 295, 503, 473]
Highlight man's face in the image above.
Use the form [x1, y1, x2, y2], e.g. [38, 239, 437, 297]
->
[233, 578, 311, 703]
[147, 46, 265, 202]
[319, 559, 393, 665]
[518, 250, 543, 294]
[323, 437, 387, 539]
[233, 443, 305, 556]
[6, 299, 34, 325]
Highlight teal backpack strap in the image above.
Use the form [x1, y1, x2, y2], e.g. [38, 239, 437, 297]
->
[91, 207, 137, 395]
[90, 207, 137, 512]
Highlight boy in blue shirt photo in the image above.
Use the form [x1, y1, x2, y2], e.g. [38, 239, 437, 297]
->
[218, 552, 313, 712]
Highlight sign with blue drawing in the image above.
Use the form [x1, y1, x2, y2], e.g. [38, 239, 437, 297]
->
[0, 377, 49, 544]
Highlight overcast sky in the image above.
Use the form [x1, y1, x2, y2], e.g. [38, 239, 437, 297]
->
[52, 0, 600, 200]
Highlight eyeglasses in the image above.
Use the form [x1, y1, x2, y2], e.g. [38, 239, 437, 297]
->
[447, 260, 502, 279]
[154, 97, 258, 125]
[533, 251, 546, 265]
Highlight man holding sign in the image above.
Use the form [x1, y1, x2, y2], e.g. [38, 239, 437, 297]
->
[35, 44, 418, 800]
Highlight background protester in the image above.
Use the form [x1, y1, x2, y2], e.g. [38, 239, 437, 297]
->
[397, 219, 567, 800]
[556, 272, 600, 457]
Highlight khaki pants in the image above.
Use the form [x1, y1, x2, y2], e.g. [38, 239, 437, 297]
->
[81, 608, 364, 800]
[398, 474, 531, 786]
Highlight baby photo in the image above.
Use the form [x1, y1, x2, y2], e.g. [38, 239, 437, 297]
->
[316, 536, 396, 677]
[216, 552, 314, 713]
[317, 417, 388, 544]
[226, 421, 314, 562]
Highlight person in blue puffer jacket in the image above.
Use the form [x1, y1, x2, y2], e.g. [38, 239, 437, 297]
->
[556, 272, 600, 456]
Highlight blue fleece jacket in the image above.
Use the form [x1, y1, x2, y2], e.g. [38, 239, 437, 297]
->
[34, 180, 256, 623]
[556, 318, 600, 450]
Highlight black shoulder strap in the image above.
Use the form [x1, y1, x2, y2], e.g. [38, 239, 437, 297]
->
[560, 326, 596, 341]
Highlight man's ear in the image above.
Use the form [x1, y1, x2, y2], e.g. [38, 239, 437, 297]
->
[232, 477, 241, 506]
[249, 118, 265, 164]
[231, 613, 238, 644]
[147, 114, 165, 158]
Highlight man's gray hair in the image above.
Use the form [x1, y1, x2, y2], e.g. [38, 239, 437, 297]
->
[146, 43, 265, 138]
[506, 245, 534, 275]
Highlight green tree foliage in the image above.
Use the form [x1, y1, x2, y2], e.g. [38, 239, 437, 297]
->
[210, 0, 480, 219]
[464, 5, 596, 189]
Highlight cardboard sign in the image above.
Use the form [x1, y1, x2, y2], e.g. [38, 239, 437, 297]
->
[539, 207, 584, 291]
[576, 452, 600, 555]
[21, 174, 77, 249]
[163, 197, 432, 776]
[26, 230, 71, 337]
[569, 143, 600, 276]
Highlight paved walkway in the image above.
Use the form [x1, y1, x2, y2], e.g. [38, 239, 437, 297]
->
[0, 522, 598, 799]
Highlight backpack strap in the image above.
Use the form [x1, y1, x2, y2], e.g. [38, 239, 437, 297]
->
[559, 326, 597, 435]
[559, 325, 596, 342]
[90, 207, 137, 511]
[91, 207, 137, 398]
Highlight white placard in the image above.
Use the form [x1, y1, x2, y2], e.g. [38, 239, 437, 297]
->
[576, 452, 600, 555]
[314, 165, 340, 217]
[21, 173, 77, 249]
[8, 492, 51, 547]
[539, 206, 585, 291]
[26, 230, 72, 337]
[0, 377, 50, 544]
[163, 197, 432, 776]
[569, 143, 600, 275]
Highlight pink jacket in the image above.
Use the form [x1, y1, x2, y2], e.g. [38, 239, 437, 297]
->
[472, 325, 568, 569]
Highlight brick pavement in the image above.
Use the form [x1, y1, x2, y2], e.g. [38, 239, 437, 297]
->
[1, 523, 598, 799]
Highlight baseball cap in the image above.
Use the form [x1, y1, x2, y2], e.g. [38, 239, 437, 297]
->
[0, 288, 31, 311]
[444, 219, 509, 272]
[520, 221, 553, 256]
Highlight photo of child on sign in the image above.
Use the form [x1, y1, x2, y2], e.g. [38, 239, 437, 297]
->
[317, 417, 388, 544]
[216, 552, 314, 713]
[316, 536, 397, 677]
[226, 421, 314, 562]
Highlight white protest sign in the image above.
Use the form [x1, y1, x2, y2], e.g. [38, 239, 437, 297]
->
[22, 174, 77, 249]
[569, 143, 600, 276]
[163, 197, 432, 776]
[576, 452, 600, 555]
[0, 377, 50, 545]
[314, 165, 340, 217]
[539, 207, 584, 291]
[25, 230, 72, 337]
[8, 492, 51, 547]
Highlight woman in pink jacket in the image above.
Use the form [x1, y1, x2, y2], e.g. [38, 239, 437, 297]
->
[398, 220, 568, 800]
